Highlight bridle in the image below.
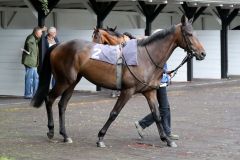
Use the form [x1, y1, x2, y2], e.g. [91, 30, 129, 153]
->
[167, 25, 196, 77]
[181, 25, 195, 59]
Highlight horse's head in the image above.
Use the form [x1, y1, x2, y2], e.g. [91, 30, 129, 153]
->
[92, 27, 106, 44]
[92, 27, 131, 45]
[177, 15, 206, 60]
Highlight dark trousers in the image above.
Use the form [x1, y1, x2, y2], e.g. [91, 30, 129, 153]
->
[139, 87, 171, 135]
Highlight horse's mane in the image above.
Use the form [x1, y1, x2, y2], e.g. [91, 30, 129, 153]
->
[137, 26, 176, 46]
[123, 32, 136, 39]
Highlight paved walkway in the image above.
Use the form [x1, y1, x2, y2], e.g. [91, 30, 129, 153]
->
[0, 78, 240, 160]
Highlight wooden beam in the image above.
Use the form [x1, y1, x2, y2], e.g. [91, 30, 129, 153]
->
[82, 0, 97, 20]
[137, 1, 166, 35]
[24, 0, 37, 18]
[89, 0, 117, 28]
[0, 11, 6, 28]
[181, 2, 206, 81]
[7, 11, 17, 27]
[132, 2, 146, 22]
[208, 7, 222, 25]
[216, 7, 239, 79]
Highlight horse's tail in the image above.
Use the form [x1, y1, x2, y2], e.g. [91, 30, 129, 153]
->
[30, 44, 58, 108]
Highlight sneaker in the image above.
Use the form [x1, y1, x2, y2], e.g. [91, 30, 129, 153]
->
[168, 134, 179, 140]
[111, 93, 116, 98]
[24, 96, 32, 99]
[134, 121, 144, 138]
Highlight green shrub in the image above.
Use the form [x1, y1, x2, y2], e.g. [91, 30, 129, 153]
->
[0, 156, 15, 160]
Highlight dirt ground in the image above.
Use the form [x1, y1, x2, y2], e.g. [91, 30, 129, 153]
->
[0, 78, 240, 160]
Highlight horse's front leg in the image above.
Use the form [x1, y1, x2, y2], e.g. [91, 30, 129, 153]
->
[143, 90, 177, 147]
[97, 89, 134, 147]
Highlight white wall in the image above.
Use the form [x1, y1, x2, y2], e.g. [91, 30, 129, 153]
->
[0, 30, 30, 96]
[167, 48, 187, 82]
[193, 30, 221, 79]
[228, 30, 240, 75]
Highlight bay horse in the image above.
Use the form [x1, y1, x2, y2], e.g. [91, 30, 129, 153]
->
[31, 16, 206, 148]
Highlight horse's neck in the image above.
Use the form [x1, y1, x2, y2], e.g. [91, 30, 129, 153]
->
[150, 32, 178, 67]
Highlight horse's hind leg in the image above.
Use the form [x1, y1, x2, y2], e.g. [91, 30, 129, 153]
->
[45, 83, 69, 140]
[143, 90, 177, 148]
[97, 89, 134, 147]
[58, 78, 80, 143]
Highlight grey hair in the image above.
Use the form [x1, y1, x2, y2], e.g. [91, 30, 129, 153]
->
[48, 27, 56, 33]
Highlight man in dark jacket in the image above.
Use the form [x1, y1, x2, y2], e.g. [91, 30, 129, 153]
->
[22, 27, 42, 99]
[43, 26, 60, 87]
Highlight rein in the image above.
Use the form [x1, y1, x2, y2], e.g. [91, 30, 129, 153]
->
[144, 46, 163, 69]
[122, 54, 160, 90]
[168, 54, 190, 78]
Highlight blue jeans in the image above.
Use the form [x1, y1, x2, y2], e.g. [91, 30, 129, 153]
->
[139, 87, 171, 135]
[51, 76, 56, 88]
[24, 66, 39, 98]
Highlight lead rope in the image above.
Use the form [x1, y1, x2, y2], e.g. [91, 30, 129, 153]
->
[168, 54, 191, 79]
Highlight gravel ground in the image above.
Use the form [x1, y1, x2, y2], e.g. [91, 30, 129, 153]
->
[0, 78, 240, 160]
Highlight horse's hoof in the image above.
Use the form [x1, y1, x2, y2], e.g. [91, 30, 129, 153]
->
[64, 137, 73, 143]
[97, 141, 106, 148]
[167, 141, 177, 148]
[47, 132, 54, 139]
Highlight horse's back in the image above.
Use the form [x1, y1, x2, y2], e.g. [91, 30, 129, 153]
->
[50, 39, 94, 83]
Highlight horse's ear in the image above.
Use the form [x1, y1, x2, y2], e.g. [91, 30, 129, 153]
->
[94, 27, 99, 31]
[181, 15, 188, 26]
[189, 18, 193, 24]
[113, 26, 117, 31]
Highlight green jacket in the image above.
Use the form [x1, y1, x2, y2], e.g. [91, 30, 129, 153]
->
[21, 33, 40, 67]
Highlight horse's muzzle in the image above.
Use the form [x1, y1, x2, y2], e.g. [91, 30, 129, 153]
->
[196, 51, 206, 60]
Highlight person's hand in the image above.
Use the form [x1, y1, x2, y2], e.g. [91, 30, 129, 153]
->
[166, 71, 173, 78]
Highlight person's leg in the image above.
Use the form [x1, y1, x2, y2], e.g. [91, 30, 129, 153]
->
[157, 87, 179, 140]
[32, 67, 39, 96]
[51, 76, 55, 89]
[157, 87, 171, 135]
[135, 104, 155, 138]
[24, 67, 33, 98]
[138, 113, 154, 129]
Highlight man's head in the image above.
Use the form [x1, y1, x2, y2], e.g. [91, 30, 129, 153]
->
[33, 27, 43, 39]
[47, 27, 57, 38]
